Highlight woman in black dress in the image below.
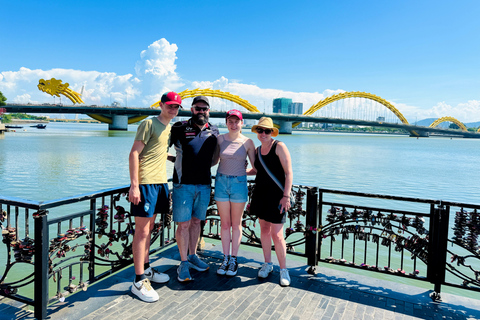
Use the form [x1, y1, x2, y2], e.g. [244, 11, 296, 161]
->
[248, 117, 293, 286]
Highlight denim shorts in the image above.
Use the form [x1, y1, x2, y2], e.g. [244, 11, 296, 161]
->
[130, 184, 169, 218]
[214, 172, 248, 203]
[172, 183, 211, 222]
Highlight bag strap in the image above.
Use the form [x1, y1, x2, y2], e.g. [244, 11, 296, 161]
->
[257, 144, 285, 193]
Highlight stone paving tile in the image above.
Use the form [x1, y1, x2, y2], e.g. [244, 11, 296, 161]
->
[4, 247, 480, 320]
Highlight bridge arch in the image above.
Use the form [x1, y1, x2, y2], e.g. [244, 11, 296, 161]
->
[294, 91, 410, 128]
[150, 88, 261, 113]
[429, 117, 467, 131]
[87, 114, 148, 124]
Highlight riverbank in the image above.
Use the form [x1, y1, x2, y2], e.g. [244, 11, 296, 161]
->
[9, 119, 49, 124]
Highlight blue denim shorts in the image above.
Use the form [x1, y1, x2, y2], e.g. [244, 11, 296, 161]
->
[130, 184, 169, 218]
[172, 183, 211, 222]
[214, 172, 248, 203]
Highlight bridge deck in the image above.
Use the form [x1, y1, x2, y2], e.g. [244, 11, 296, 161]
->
[3, 242, 480, 319]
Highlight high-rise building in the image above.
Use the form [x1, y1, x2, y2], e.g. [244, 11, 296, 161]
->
[273, 98, 292, 114]
[291, 102, 303, 115]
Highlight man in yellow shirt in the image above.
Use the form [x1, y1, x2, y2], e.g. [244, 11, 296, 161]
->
[128, 91, 181, 302]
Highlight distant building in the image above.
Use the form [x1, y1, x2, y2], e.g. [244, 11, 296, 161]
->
[377, 116, 385, 122]
[273, 98, 304, 127]
[273, 99, 303, 115]
[273, 98, 292, 114]
[291, 102, 303, 115]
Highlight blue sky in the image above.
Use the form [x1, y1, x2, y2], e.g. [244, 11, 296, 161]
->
[1, 0, 479, 122]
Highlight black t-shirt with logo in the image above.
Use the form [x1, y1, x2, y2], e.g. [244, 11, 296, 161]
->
[170, 119, 219, 185]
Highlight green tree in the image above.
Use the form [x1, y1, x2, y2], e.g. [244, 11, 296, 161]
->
[0, 91, 6, 107]
[449, 123, 460, 130]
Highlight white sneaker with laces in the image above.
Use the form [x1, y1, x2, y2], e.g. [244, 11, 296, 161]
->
[145, 267, 170, 283]
[131, 279, 159, 302]
[280, 268, 291, 286]
[258, 262, 273, 278]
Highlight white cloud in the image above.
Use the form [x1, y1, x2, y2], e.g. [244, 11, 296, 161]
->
[189, 76, 344, 113]
[0, 37, 478, 125]
[0, 38, 183, 107]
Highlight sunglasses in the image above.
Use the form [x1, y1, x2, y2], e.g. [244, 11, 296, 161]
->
[256, 128, 273, 134]
[193, 106, 209, 112]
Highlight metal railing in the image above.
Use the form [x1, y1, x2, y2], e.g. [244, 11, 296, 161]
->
[0, 186, 176, 319]
[1, 182, 480, 318]
[202, 184, 480, 301]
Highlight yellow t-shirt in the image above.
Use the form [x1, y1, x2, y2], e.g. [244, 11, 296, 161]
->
[135, 117, 170, 184]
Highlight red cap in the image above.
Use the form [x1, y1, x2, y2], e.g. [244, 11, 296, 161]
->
[226, 109, 243, 121]
[161, 91, 182, 107]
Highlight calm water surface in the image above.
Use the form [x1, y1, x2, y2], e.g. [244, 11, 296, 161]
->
[1, 122, 479, 205]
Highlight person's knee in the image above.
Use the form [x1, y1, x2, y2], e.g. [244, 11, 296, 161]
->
[191, 217, 202, 226]
[220, 219, 232, 230]
[271, 231, 284, 243]
[177, 221, 191, 232]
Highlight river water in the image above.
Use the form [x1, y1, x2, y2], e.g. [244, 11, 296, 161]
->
[1, 121, 479, 205]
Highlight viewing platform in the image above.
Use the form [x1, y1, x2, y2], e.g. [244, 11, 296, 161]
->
[3, 243, 479, 319]
[1, 184, 480, 319]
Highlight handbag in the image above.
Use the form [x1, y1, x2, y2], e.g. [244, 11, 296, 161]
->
[257, 145, 295, 208]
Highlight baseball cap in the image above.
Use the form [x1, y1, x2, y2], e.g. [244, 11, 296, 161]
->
[226, 109, 243, 121]
[192, 96, 210, 107]
[161, 92, 182, 107]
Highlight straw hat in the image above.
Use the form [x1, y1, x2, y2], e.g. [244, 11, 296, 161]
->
[251, 117, 279, 137]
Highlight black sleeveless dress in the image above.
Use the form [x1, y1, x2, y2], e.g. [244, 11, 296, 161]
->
[250, 140, 286, 224]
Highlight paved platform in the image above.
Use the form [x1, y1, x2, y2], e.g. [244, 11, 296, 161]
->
[3, 242, 480, 319]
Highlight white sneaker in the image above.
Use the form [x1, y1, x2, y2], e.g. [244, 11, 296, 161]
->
[280, 269, 291, 286]
[258, 262, 273, 278]
[131, 279, 159, 302]
[145, 267, 170, 283]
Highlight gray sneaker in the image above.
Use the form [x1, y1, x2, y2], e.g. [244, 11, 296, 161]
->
[177, 261, 192, 282]
[258, 262, 273, 278]
[188, 254, 209, 271]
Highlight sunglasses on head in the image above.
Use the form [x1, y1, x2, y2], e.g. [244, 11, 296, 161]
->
[256, 128, 273, 134]
[193, 106, 209, 112]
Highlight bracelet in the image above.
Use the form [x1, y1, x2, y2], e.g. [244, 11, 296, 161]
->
[283, 195, 290, 198]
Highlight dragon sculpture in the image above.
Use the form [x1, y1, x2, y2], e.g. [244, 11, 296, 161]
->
[38, 78, 84, 104]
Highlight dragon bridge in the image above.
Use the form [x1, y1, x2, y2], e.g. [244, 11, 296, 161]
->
[293, 91, 409, 128]
[429, 116, 467, 131]
[151, 88, 261, 113]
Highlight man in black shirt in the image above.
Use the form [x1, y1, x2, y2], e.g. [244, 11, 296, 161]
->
[170, 96, 219, 282]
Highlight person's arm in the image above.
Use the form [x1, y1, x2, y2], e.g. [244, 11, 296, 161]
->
[276, 142, 293, 213]
[245, 138, 257, 175]
[211, 135, 222, 166]
[167, 124, 178, 163]
[128, 140, 145, 205]
[167, 153, 176, 162]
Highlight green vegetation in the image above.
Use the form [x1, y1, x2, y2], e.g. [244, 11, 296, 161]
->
[1, 113, 48, 123]
[0, 91, 6, 107]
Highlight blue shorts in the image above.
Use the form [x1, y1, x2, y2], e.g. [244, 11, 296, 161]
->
[172, 183, 211, 222]
[130, 184, 169, 218]
[214, 172, 248, 203]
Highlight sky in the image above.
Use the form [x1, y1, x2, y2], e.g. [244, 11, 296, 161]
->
[1, 0, 479, 123]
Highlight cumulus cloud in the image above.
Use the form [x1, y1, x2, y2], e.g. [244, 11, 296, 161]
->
[0, 37, 478, 125]
[190, 76, 344, 113]
[0, 38, 183, 107]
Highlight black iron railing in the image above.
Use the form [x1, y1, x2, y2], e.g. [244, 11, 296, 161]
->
[202, 184, 480, 301]
[0, 186, 175, 319]
[1, 182, 480, 319]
